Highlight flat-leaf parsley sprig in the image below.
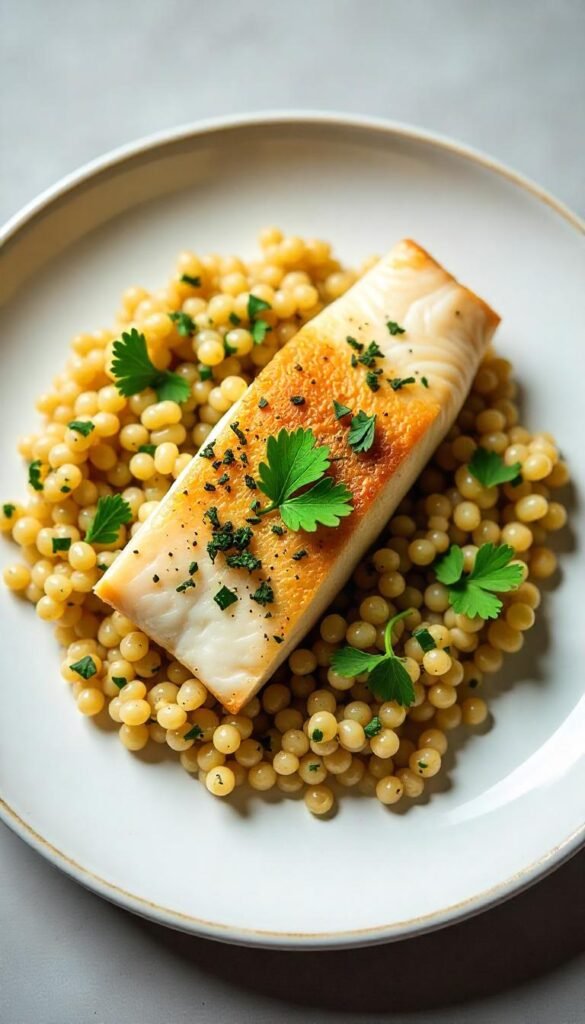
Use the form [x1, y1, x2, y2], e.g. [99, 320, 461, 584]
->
[435, 542, 523, 619]
[256, 428, 353, 532]
[111, 328, 190, 403]
[85, 494, 133, 545]
[331, 609, 415, 706]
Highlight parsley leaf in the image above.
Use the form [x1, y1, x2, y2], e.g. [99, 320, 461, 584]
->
[257, 428, 353, 532]
[333, 400, 352, 420]
[412, 627, 436, 653]
[421, 376, 429, 388]
[68, 420, 95, 437]
[364, 716, 382, 738]
[435, 543, 524, 619]
[111, 677, 127, 689]
[111, 329, 190, 403]
[180, 274, 201, 287]
[331, 609, 415, 706]
[214, 585, 238, 610]
[69, 655, 97, 680]
[28, 460, 44, 491]
[85, 494, 132, 544]
[168, 310, 196, 336]
[348, 410, 376, 453]
[386, 320, 405, 336]
[2, 503, 16, 518]
[389, 377, 416, 391]
[138, 444, 156, 456]
[365, 370, 382, 392]
[311, 728, 324, 742]
[468, 448, 522, 488]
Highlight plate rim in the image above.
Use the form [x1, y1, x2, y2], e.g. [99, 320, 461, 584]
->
[1, 110, 583, 949]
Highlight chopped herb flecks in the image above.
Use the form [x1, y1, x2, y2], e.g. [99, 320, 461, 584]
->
[292, 548, 308, 561]
[251, 581, 274, 605]
[180, 273, 201, 287]
[69, 655, 97, 680]
[258, 397, 268, 409]
[290, 395, 305, 406]
[386, 320, 406, 336]
[68, 420, 95, 437]
[214, 585, 238, 610]
[389, 377, 416, 391]
[199, 442, 215, 459]
[52, 537, 72, 554]
[176, 578, 196, 593]
[230, 421, 247, 446]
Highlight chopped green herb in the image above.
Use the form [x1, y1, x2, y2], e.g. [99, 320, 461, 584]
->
[248, 294, 271, 318]
[85, 494, 132, 545]
[308, 763, 320, 772]
[271, 524, 285, 535]
[217, 472, 229, 485]
[229, 312, 241, 326]
[273, 635, 284, 644]
[199, 442, 215, 460]
[176, 578, 196, 593]
[204, 482, 216, 492]
[418, 760, 428, 770]
[111, 328, 190, 402]
[290, 395, 305, 406]
[28, 460, 44, 492]
[333, 400, 352, 420]
[413, 627, 436, 653]
[348, 410, 376, 453]
[230, 421, 247, 446]
[365, 370, 382, 392]
[331, 609, 415, 706]
[351, 354, 359, 368]
[60, 486, 71, 494]
[52, 537, 72, 554]
[198, 364, 213, 381]
[214, 585, 238, 610]
[224, 337, 237, 356]
[292, 548, 307, 561]
[180, 273, 201, 287]
[311, 728, 324, 742]
[188, 561, 198, 575]
[346, 336, 364, 352]
[386, 320, 405, 336]
[226, 551, 262, 572]
[251, 581, 274, 605]
[364, 716, 382, 738]
[2, 504, 16, 518]
[251, 320, 272, 344]
[258, 397, 269, 409]
[222, 449, 235, 465]
[111, 677, 126, 689]
[389, 377, 416, 391]
[256, 427, 353, 532]
[248, 294, 272, 345]
[69, 655, 97, 680]
[138, 444, 156, 456]
[168, 310, 196, 337]
[421, 376, 429, 388]
[184, 723, 204, 740]
[244, 475, 257, 490]
[435, 543, 524, 619]
[468, 448, 522, 488]
[357, 341, 383, 367]
[68, 420, 95, 437]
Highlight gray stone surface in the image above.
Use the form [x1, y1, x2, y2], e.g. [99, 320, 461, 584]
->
[1, 1, 583, 1022]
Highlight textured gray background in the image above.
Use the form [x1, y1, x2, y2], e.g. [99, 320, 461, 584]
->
[1, 1, 584, 1022]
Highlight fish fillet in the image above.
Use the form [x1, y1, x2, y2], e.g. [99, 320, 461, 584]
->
[95, 240, 499, 712]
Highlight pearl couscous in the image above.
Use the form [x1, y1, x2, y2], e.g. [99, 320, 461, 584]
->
[1, 229, 569, 815]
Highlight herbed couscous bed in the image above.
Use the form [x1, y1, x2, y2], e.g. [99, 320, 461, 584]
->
[1, 229, 569, 816]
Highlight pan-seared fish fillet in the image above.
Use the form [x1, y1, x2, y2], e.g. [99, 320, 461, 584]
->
[95, 240, 499, 712]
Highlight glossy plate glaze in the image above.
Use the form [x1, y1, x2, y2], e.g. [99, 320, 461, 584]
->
[0, 114, 583, 949]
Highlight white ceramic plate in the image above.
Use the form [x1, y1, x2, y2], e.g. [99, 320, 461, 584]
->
[1, 114, 584, 949]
